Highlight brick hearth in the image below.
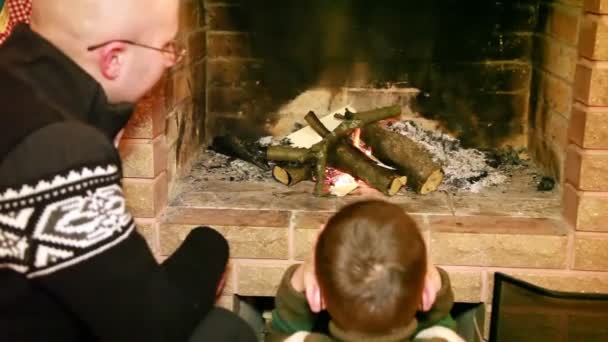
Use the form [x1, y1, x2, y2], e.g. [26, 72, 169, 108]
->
[156, 172, 604, 340]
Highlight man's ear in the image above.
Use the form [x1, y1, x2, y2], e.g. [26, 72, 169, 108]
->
[97, 42, 126, 80]
[419, 276, 438, 312]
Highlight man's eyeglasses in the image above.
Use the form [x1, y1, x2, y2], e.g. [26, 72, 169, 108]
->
[87, 39, 186, 64]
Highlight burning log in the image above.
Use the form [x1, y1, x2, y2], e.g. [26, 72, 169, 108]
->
[211, 135, 270, 170]
[272, 164, 312, 186]
[266, 146, 311, 163]
[266, 105, 402, 196]
[361, 123, 444, 194]
[304, 110, 407, 195]
[266, 106, 420, 196]
[330, 143, 407, 196]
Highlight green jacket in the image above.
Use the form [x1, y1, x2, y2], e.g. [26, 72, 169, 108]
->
[268, 265, 460, 342]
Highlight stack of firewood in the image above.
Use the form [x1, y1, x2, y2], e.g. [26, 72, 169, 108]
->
[267, 105, 444, 196]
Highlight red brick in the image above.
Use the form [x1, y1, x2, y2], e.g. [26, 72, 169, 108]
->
[429, 216, 568, 269]
[564, 182, 608, 231]
[549, 4, 582, 46]
[585, 0, 608, 13]
[565, 144, 608, 190]
[123, 172, 168, 218]
[546, 111, 570, 151]
[207, 32, 251, 58]
[540, 36, 578, 81]
[574, 233, 608, 271]
[119, 136, 168, 178]
[187, 29, 207, 63]
[574, 59, 608, 106]
[179, 0, 200, 31]
[579, 14, 608, 60]
[206, 4, 248, 31]
[124, 83, 166, 139]
[542, 72, 574, 116]
[569, 102, 608, 148]
[164, 64, 193, 111]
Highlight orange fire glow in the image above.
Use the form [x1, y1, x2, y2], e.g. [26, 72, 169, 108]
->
[352, 128, 373, 157]
[353, 127, 361, 147]
[326, 129, 378, 196]
[333, 172, 357, 187]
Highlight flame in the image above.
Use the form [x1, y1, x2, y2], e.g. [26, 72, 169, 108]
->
[325, 128, 381, 196]
[352, 128, 373, 157]
[353, 127, 361, 147]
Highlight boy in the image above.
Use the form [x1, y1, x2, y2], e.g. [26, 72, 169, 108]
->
[269, 200, 464, 341]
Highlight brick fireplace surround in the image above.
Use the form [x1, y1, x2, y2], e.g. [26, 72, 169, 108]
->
[117, 0, 608, 340]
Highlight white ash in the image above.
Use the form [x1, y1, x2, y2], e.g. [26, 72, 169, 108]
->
[258, 136, 274, 147]
[258, 135, 292, 147]
[193, 150, 271, 182]
[205, 122, 527, 192]
[385, 121, 509, 192]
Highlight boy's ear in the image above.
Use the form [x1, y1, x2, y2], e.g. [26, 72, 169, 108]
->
[306, 285, 325, 313]
[420, 276, 438, 312]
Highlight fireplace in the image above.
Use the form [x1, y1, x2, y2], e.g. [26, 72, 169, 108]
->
[118, 0, 608, 340]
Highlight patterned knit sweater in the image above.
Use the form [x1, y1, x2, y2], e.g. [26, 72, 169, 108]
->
[0, 24, 229, 341]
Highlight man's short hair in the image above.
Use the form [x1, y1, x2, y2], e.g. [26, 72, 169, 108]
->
[315, 200, 427, 334]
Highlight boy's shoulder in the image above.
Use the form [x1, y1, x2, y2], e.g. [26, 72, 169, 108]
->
[414, 326, 466, 342]
[276, 326, 465, 342]
[270, 331, 334, 342]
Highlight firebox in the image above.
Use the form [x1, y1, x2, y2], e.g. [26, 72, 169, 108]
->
[169, 0, 565, 198]
[118, 1, 608, 340]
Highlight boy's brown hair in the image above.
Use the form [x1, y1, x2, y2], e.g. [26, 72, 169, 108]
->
[315, 200, 427, 334]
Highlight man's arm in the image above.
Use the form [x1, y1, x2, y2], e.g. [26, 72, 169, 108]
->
[0, 122, 228, 341]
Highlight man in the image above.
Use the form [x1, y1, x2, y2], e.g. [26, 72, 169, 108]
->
[0, 0, 254, 341]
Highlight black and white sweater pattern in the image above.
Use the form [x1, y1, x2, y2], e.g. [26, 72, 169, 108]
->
[0, 164, 134, 278]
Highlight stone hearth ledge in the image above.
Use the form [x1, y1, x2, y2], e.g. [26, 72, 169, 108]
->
[154, 179, 608, 307]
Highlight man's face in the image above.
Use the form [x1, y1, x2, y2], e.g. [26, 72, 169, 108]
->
[115, 2, 179, 103]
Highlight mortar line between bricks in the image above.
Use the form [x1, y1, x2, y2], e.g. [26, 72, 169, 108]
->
[426, 214, 434, 262]
[287, 211, 296, 261]
[444, 192, 456, 216]
[532, 67, 576, 86]
[231, 259, 239, 295]
[575, 231, 608, 238]
[578, 56, 608, 68]
[566, 228, 576, 269]
[233, 258, 299, 266]
[542, 30, 581, 49]
[481, 269, 489, 302]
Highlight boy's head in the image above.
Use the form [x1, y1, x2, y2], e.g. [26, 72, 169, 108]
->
[315, 200, 427, 334]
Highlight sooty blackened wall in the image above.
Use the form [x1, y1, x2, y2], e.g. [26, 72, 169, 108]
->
[208, 1, 548, 147]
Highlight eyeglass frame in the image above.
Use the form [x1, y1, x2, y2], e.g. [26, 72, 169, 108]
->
[86, 39, 186, 64]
